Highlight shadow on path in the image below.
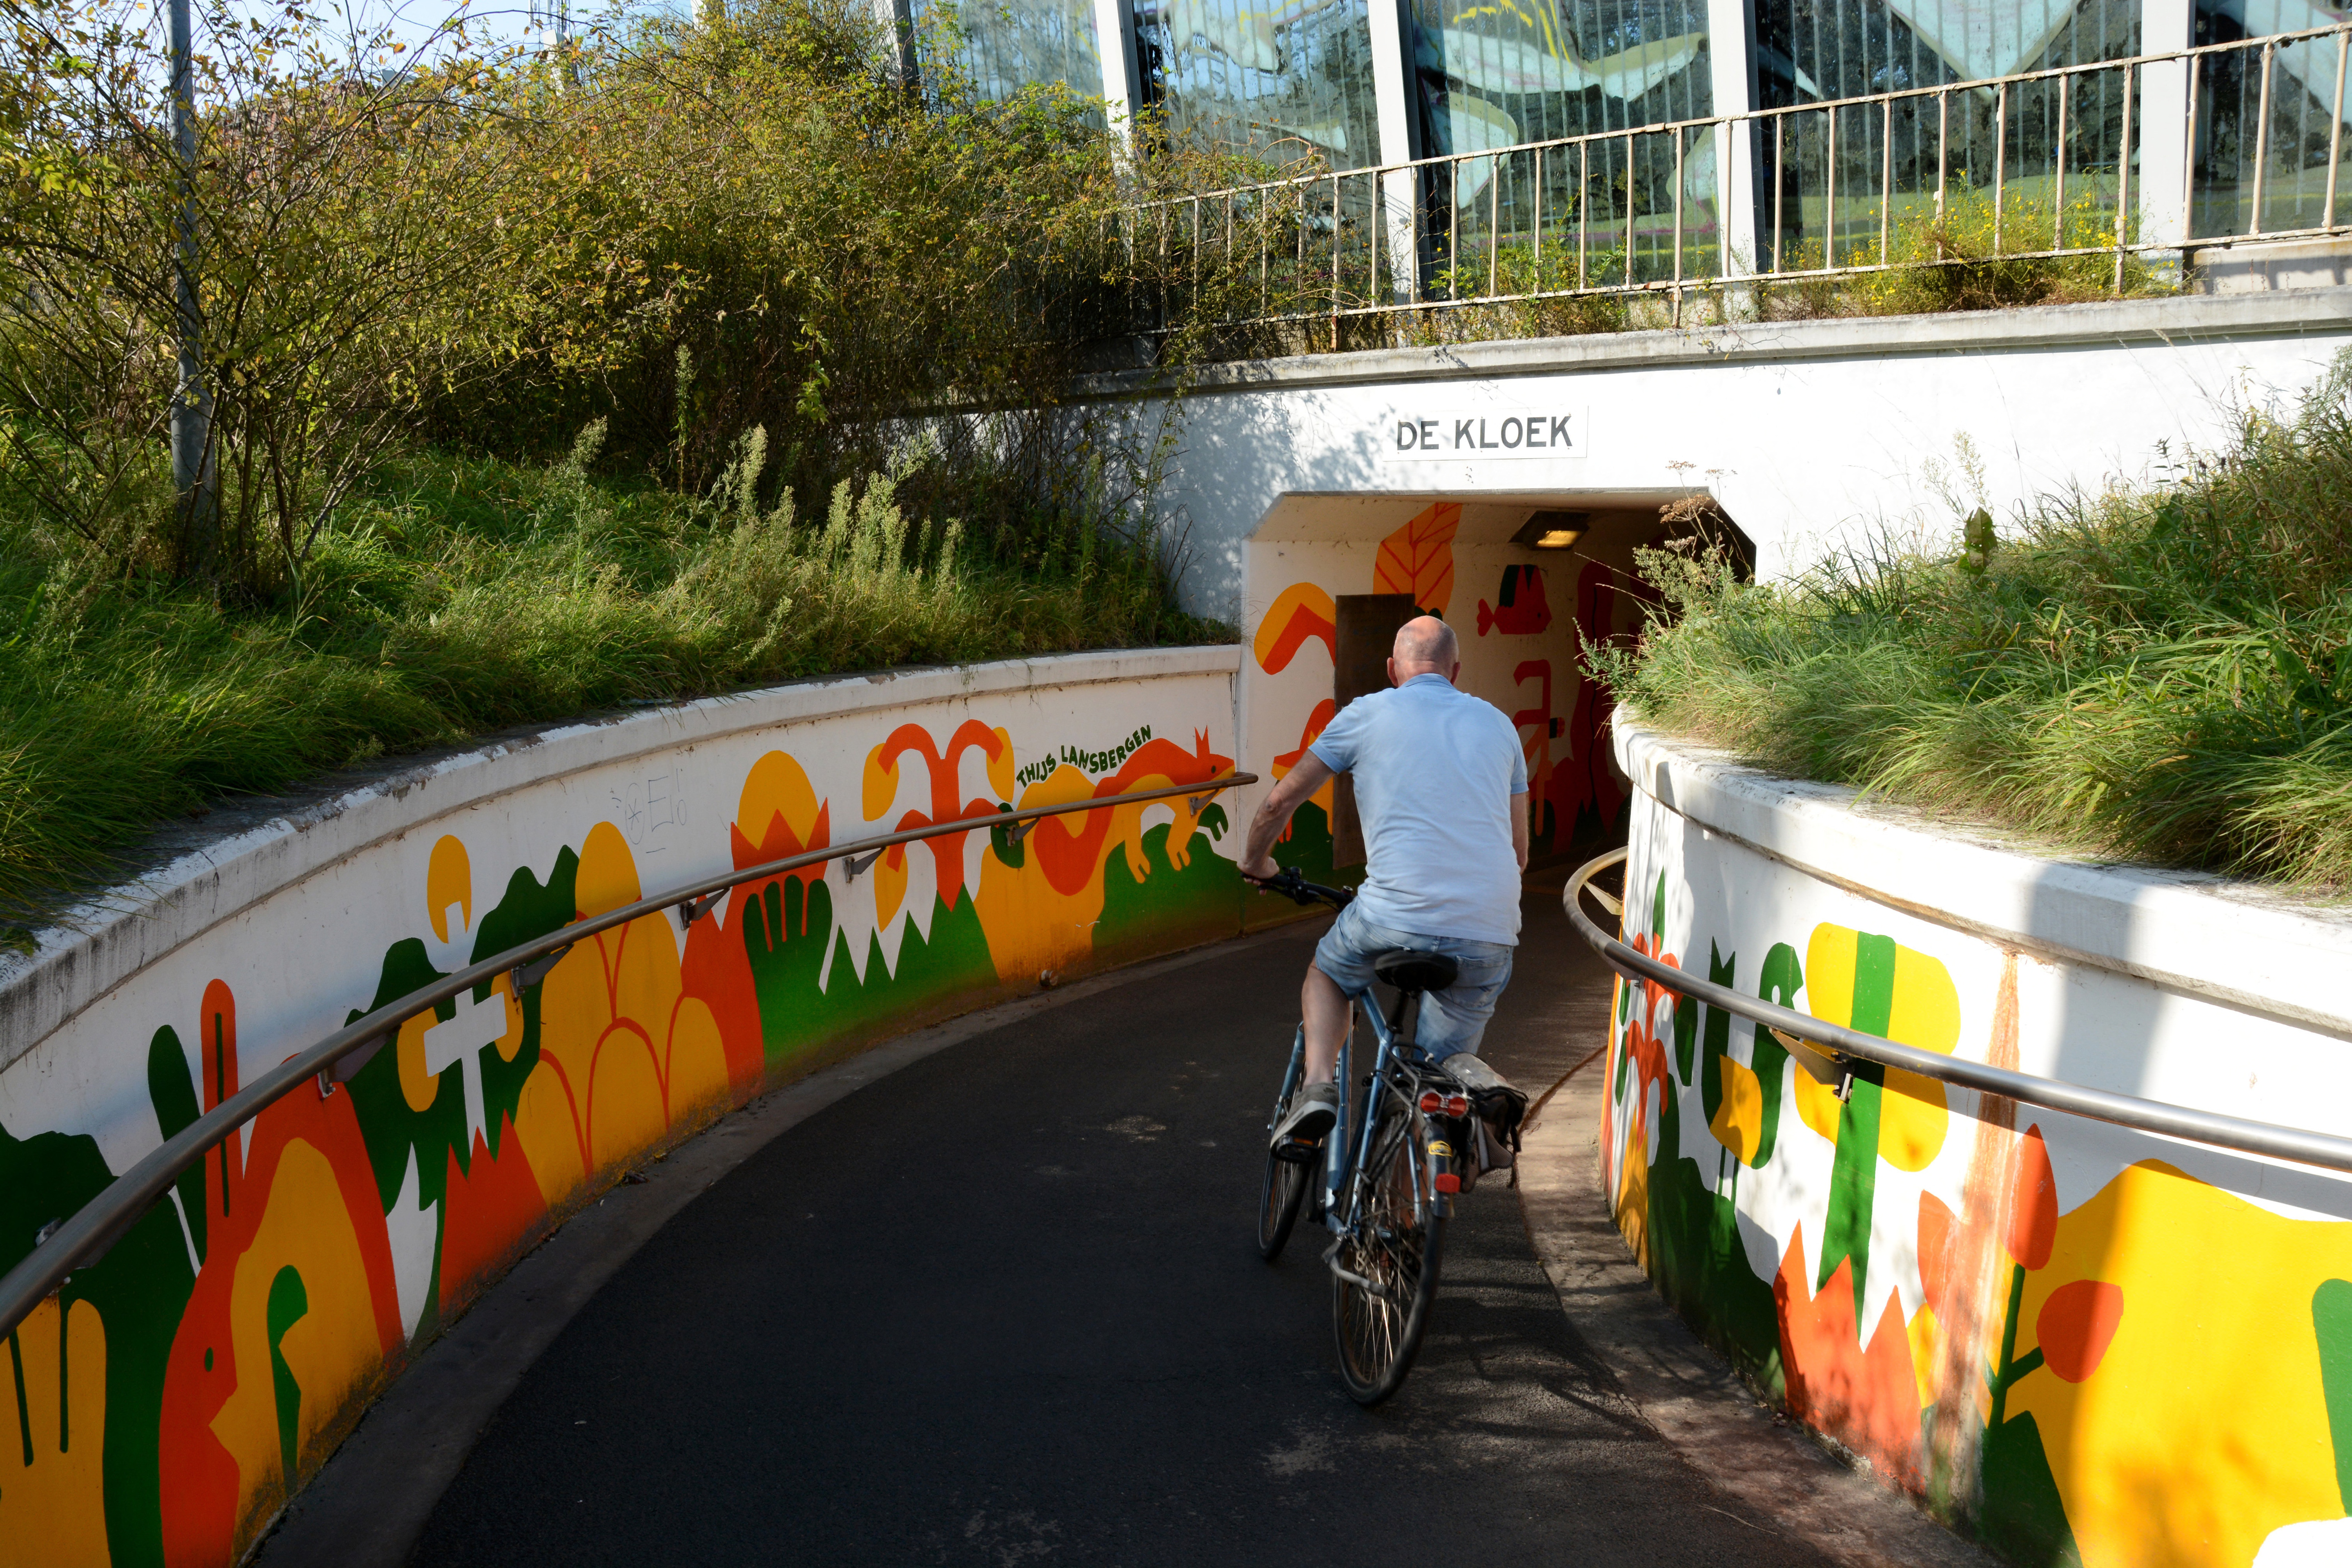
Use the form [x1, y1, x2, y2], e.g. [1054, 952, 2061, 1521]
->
[414, 892, 1830, 1568]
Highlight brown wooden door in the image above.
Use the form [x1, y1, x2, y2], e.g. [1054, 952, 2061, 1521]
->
[1328, 594, 1420, 868]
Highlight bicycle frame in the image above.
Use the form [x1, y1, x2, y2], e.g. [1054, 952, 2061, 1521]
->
[1321, 984, 1445, 1238]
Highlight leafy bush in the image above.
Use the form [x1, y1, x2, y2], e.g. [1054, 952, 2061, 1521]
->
[1588, 357, 2352, 894]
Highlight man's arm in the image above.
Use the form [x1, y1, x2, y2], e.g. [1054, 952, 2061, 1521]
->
[1240, 754, 1336, 881]
[1511, 790, 1530, 873]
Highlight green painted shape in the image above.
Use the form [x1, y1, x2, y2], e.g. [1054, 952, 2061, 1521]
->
[266, 1265, 309, 1489]
[1746, 942, 1800, 1171]
[1672, 986, 1699, 1087]
[147, 1026, 207, 1264]
[1817, 933, 1897, 1319]
[345, 850, 578, 1209]
[1, 1116, 192, 1567]
[1095, 821, 1243, 967]
[744, 875, 999, 1066]
[1695, 942, 1733, 1098]
[1979, 1411, 2085, 1567]
[465, 854, 580, 1159]
[2312, 1277, 2352, 1511]
[1639, 1060, 1787, 1401]
[987, 804, 1027, 869]
[1650, 871, 1666, 942]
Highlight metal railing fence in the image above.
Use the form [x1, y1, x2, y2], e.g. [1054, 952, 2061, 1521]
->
[0, 772, 1255, 1345]
[1112, 23, 2352, 346]
[1564, 845, 2352, 1178]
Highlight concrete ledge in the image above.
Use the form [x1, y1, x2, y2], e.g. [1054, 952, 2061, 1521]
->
[1612, 712, 2352, 1042]
[0, 646, 1243, 1075]
[1074, 287, 2352, 401]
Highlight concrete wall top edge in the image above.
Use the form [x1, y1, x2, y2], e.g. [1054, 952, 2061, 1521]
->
[1612, 711, 2352, 1040]
[1074, 288, 2352, 402]
[0, 646, 1243, 1072]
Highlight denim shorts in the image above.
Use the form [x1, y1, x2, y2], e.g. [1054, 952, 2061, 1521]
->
[1312, 900, 1515, 1061]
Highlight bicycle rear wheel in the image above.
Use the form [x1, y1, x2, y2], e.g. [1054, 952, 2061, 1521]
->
[1257, 1140, 1311, 1259]
[1330, 1103, 1445, 1405]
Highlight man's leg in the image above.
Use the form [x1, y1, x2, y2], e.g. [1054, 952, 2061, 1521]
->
[1302, 963, 1351, 1084]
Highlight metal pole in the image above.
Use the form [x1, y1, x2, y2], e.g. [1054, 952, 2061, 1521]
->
[1993, 81, 2007, 255]
[2329, 32, 2348, 230]
[2251, 42, 2274, 234]
[1879, 96, 1893, 265]
[1936, 89, 1947, 233]
[1624, 132, 1635, 285]
[2054, 70, 2070, 249]
[1773, 114, 1784, 272]
[1579, 140, 1590, 288]
[2116, 60, 2134, 290]
[1824, 105, 1837, 265]
[167, 0, 214, 569]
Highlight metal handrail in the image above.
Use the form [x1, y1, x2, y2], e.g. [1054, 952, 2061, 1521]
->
[1121, 23, 2352, 335]
[1564, 845, 2352, 1176]
[0, 772, 1257, 1342]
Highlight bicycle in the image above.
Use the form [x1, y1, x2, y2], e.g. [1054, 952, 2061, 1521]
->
[1251, 867, 1486, 1405]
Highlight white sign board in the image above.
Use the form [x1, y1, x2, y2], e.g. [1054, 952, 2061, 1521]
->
[1381, 407, 1588, 463]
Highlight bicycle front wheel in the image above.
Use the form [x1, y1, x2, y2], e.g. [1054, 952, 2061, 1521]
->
[1330, 1104, 1445, 1405]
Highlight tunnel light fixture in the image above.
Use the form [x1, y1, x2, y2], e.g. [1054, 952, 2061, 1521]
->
[1514, 510, 1588, 550]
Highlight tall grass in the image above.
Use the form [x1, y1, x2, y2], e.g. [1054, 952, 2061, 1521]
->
[0, 426, 1227, 942]
[1588, 355, 2352, 895]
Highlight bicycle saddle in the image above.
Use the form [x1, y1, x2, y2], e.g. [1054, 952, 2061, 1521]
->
[1372, 949, 1459, 993]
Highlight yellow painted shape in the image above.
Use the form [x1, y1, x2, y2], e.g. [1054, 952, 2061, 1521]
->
[521, 822, 730, 1198]
[875, 846, 909, 929]
[1799, 925, 1960, 1170]
[737, 750, 820, 845]
[427, 835, 472, 945]
[575, 821, 641, 916]
[1614, 1096, 1652, 1272]
[2010, 1159, 2352, 1568]
[1251, 582, 1337, 672]
[394, 1009, 440, 1114]
[1880, 944, 1960, 1172]
[973, 764, 1109, 984]
[1709, 1054, 1764, 1166]
[1804, 925, 1860, 1028]
[487, 973, 525, 1063]
[211, 1140, 383, 1510]
[985, 727, 1015, 800]
[1782, 1028, 1845, 1143]
[0, 1295, 109, 1565]
[1907, 1302, 1942, 1413]
[860, 744, 900, 822]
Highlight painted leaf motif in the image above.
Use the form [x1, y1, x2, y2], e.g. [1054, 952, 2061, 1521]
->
[1372, 502, 1462, 617]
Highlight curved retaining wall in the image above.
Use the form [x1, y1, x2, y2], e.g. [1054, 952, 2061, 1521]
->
[1601, 715, 2352, 1568]
[0, 648, 1245, 1567]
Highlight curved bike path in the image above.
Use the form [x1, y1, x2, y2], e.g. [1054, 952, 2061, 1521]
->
[405, 888, 1835, 1567]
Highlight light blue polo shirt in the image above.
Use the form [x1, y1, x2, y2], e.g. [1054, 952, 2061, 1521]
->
[1308, 673, 1527, 944]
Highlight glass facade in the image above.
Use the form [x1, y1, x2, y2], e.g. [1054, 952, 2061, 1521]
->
[923, 0, 1107, 107]
[1132, 0, 1386, 169]
[916, 0, 2352, 281]
[2193, 0, 2352, 237]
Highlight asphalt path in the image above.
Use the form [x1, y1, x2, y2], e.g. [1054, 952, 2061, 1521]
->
[413, 884, 1833, 1568]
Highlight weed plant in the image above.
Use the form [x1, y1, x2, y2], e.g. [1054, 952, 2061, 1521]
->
[1587, 356, 2352, 896]
[0, 426, 1225, 942]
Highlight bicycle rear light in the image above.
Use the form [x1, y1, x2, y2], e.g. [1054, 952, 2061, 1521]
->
[1434, 1172, 1462, 1194]
[1417, 1090, 1471, 1117]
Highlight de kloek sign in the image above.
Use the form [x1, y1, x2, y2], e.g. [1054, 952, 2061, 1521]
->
[1382, 408, 1588, 463]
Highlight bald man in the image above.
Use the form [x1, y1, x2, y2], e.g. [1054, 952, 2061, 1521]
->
[1240, 616, 1528, 1146]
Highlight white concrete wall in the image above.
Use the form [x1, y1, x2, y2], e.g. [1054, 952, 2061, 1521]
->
[1602, 715, 2352, 1568]
[1088, 290, 2352, 623]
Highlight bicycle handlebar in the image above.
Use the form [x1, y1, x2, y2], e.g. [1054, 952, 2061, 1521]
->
[1247, 866, 1355, 911]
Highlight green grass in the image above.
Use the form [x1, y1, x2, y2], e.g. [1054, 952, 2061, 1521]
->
[0, 428, 1230, 943]
[1589, 355, 2352, 897]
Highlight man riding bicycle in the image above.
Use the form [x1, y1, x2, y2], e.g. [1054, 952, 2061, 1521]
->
[1240, 615, 1528, 1149]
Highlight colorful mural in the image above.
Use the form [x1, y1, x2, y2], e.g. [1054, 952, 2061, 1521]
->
[1605, 800, 2352, 1568]
[1243, 499, 1633, 880]
[0, 670, 1241, 1568]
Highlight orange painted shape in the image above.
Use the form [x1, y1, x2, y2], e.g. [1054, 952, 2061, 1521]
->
[2007, 1123, 2058, 1272]
[1372, 502, 1462, 616]
[1252, 583, 1338, 673]
[2036, 1279, 2124, 1384]
[1772, 1227, 1924, 1485]
[1917, 1190, 1958, 1314]
[438, 1114, 547, 1314]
